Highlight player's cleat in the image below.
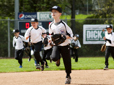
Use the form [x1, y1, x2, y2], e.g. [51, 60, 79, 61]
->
[19, 65, 22, 68]
[56, 59, 60, 66]
[65, 76, 71, 84]
[45, 66, 49, 68]
[36, 64, 40, 69]
[41, 65, 44, 71]
[28, 57, 31, 62]
[104, 65, 108, 70]
[50, 59, 52, 63]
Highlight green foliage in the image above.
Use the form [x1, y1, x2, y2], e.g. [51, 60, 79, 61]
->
[0, 57, 113, 73]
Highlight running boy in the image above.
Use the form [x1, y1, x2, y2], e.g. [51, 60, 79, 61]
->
[42, 33, 53, 68]
[13, 29, 28, 68]
[103, 25, 114, 70]
[49, 6, 73, 84]
[25, 18, 46, 71]
[70, 34, 81, 62]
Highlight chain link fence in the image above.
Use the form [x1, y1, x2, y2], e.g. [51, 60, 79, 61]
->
[0, 18, 113, 57]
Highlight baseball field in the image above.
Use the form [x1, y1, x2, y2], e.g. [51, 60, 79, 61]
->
[0, 57, 114, 85]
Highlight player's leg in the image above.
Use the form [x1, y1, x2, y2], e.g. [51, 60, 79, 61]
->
[70, 48, 73, 56]
[59, 45, 71, 84]
[46, 48, 52, 60]
[15, 50, 21, 68]
[50, 46, 60, 66]
[18, 49, 24, 68]
[34, 41, 44, 70]
[50, 46, 60, 61]
[74, 49, 78, 62]
[110, 47, 114, 60]
[43, 50, 48, 68]
[46, 48, 52, 63]
[104, 46, 110, 70]
[14, 50, 19, 60]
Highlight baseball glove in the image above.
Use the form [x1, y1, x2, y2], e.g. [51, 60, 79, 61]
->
[51, 34, 66, 45]
[43, 37, 48, 46]
[101, 44, 106, 52]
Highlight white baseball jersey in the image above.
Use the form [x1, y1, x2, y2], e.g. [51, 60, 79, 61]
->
[13, 35, 28, 50]
[70, 39, 81, 48]
[105, 31, 114, 46]
[49, 20, 73, 46]
[25, 26, 46, 43]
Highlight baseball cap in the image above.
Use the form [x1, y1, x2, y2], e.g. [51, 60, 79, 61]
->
[31, 18, 38, 22]
[75, 34, 79, 38]
[13, 29, 19, 33]
[50, 6, 62, 13]
[106, 25, 113, 29]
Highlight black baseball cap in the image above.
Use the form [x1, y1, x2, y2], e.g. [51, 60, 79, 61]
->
[50, 6, 62, 13]
[13, 29, 19, 33]
[106, 25, 113, 29]
[31, 18, 38, 22]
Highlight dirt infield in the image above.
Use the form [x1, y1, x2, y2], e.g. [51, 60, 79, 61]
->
[0, 70, 114, 85]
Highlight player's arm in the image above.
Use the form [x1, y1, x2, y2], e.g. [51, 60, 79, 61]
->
[21, 35, 29, 42]
[24, 28, 30, 40]
[77, 40, 81, 48]
[13, 37, 16, 47]
[49, 24, 53, 35]
[48, 24, 53, 42]
[65, 24, 73, 39]
[41, 26, 46, 34]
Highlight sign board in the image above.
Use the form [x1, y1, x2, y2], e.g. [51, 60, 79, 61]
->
[18, 21, 51, 34]
[18, 12, 37, 19]
[83, 25, 111, 44]
[37, 12, 53, 21]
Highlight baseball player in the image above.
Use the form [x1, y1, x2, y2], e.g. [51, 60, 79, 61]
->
[70, 34, 81, 62]
[25, 18, 46, 71]
[49, 6, 73, 84]
[103, 25, 114, 70]
[13, 29, 28, 68]
[42, 33, 53, 68]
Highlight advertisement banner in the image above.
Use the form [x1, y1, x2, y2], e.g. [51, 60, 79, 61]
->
[18, 12, 37, 19]
[83, 25, 111, 44]
[37, 12, 53, 21]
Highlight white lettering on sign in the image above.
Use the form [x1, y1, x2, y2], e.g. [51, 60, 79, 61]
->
[37, 12, 53, 20]
[24, 15, 36, 18]
[40, 14, 49, 19]
[87, 30, 102, 39]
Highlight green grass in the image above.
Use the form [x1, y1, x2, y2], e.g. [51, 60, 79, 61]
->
[0, 57, 114, 73]
[60, 14, 93, 20]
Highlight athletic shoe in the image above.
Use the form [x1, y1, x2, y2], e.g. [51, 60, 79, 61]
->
[50, 59, 52, 63]
[104, 65, 108, 70]
[19, 65, 22, 68]
[56, 59, 60, 66]
[28, 57, 31, 62]
[65, 76, 71, 84]
[36, 64, 40, 69]
[45, 66, 49, 68]
[41, 65, 44, 71]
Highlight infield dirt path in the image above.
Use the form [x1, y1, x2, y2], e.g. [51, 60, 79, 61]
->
[0, 70, 114, 85]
